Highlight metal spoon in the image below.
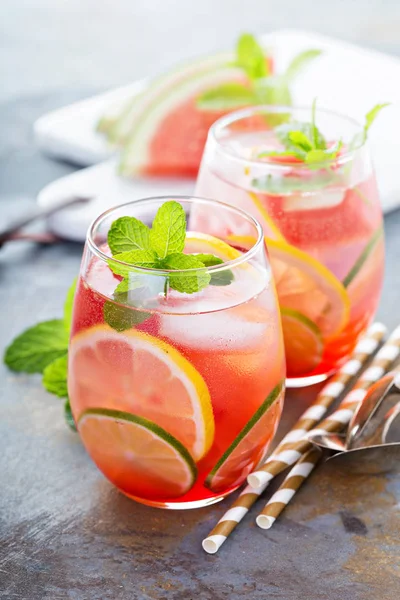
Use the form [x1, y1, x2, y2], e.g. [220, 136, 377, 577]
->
[309, 371, 400, 454]
[0, 195, 91, 247]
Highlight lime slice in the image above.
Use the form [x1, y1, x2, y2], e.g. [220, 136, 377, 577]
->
[69, 325, 215, 461]
[280, 308, 324, 377]
[342, 226, 384, 288]
[205, 382, 284, 493]
[267, 238, 350, 338]
[78, 408, 197, 499]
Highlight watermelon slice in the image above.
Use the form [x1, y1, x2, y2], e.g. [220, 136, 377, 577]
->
[103, 52, 235, 145]
[97, 36, 321, 178]
[117, 56, 254, 178]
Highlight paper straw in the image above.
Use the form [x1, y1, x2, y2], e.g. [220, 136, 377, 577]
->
[256, 448, 322, 529]
[249, 323, 400, 490]
[201, 322, 386, 554]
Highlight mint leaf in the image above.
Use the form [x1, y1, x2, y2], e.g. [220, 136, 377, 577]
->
[108, 216, 151, 254]
[150, 201, 186, 258]
[192, 253, 223, 267]
[104, 299, 151, 332]
[197, 82, 257, 111]
[350, 103, 389, 149]
[192, 253, 234, 286]
[305, 142, 343, 167]
[4, 320, 69, 374]
[64, 278, 77, 331]
[64, 399, 76, 432]
[288, 131, 313, 153]
[284, 49, 322, 81]
[104, 279, 156, 332]
[364, 103, 389, 136]
[310, 98, 319, 148]
[252, 170, 337, 194]
[236, 33, 269, 80]
[360, 103, 390, 145]
[108, 249, 158, 277]
[254, 76, 292, 106]
[43, 354, 68, 398]
[163, 253, 210, 294]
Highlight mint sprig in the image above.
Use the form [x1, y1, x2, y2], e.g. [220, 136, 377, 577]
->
[43, 355, 68, 397]
[4, 320, 69, 373]
[108, 216, 151, 253]
[260, 101, 388, 167]
[197, 34, 321, 112]
[107, 200, 233, 296]
[3, 279, 77, 432]
[351, 103, 390, 149]
[104, 200, 235, 331]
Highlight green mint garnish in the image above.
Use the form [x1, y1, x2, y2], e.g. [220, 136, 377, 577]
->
[196, 82, 258, 111]
[350, 103, 390, 149]
[42, 354, 68, 398]
[3, 279, 78, 432]
[104, 200, 235, 330]
[149, 200, 186, 258]
[104, 282, 154, 333]
[162, 253, 211, 293]
[236, 33, 270, 80]
[103, 299, 151, 332]
[4, 320, 69, 374]
[64, 399, 76, 432]
[197, 34, 321, 112]
[284, 49, 322, 82]
[63, 277, 77, 331]
[108, 249, 158, 277]
[106, 200, 234, 296]
[108, 215, 151, 253]
[261, 101, 388, 167]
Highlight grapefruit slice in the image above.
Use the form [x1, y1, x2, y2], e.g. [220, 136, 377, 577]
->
[78, 408, 197, 499]
[280, 308, 324, 376]
[205, 381, 284, 493]
[266, 238, 350, 338]
[68, 325, 214, 461]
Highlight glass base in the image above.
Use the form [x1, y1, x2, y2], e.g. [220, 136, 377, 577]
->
[286, 372, 331, 388]
[123, 489, 236, 510]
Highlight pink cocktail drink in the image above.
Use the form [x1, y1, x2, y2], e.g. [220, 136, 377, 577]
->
[195, 106, 384, 385]
[68, 198, 285, 508]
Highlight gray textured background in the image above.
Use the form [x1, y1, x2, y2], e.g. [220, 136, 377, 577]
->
[3, 0, 400, 103]
[1, 2, 400, 599]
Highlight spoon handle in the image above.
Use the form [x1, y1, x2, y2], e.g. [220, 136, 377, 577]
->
[0, 195, 91, 246]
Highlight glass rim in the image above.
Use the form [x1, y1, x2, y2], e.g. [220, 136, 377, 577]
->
[209, 104, 364, 169]
[87, 195, 265, 275]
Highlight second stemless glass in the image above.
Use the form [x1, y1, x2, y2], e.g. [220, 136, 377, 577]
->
[68, 197, 285, 509]
[195, 106, 385, 386]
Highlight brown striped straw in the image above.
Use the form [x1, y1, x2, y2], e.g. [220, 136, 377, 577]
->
[256, 447, 322, 529]
[249, 323, 400, 491]
[201, 322, 386, 554]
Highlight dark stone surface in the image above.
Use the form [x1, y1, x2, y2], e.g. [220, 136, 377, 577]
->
[1, 94, 400, 600]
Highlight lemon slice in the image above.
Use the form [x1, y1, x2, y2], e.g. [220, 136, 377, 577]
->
[78, 408, 197, 499]
[266, 238, 350, 338]
[184, 231, 242, 260]
[247, 191, 286, 241]
[68, 325, 214, 461]
[280, 308, 324, 377]
[205, 382, 284, 493]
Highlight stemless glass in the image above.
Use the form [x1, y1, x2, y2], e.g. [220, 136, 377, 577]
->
[68, 196, 285, 509]
[195, 106, 385, 386]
